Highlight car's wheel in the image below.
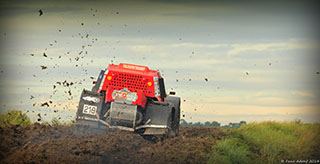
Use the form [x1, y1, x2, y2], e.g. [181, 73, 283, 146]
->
[166, 96, 181, 137]
[167, 106, 180, 138]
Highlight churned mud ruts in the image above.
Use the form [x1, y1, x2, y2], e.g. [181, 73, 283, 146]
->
[0, 124, 225, 164]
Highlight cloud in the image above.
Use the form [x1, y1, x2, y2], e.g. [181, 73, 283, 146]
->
[171, 42, 228, 48]
[129, 45, 156, 52]
[227, 39, 317, 55]
[0, 3, 84, 18]
[168, 39, 318, 58]
[239, 76, 276, 84]
[291, 90, 314, 97]
[182, 98, 320, 115]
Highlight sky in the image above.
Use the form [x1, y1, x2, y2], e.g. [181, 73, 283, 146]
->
[0, 0, 319, 124]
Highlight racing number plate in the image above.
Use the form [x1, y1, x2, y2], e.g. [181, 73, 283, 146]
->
[82, 104, 97, 115]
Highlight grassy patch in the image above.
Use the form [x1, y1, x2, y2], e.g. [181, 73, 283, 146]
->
[208, 138, 252, 164]
[0, 110, 31, 127]
[0, 110, 76, 127]
[208, 121, 320, 164]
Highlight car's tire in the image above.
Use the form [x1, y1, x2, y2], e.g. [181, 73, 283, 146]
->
[166, 96, 181, 138]
[174, 105, 180, 136]
[167, 110, 177, 138]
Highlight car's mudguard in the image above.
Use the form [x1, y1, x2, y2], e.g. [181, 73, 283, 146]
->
[144, 101, 173, 125]
[142, 101, 175, 135]
[165, 96, 181, 137]
[109, 102, 138, 127]
[76, 89, 106, 127]
[92, 70, 105, 92]
[165, 96, 181, 123]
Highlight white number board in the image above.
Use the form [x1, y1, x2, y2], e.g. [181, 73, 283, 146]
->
[82, 104, 97, 115]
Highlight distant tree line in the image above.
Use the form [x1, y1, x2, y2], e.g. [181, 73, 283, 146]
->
[180, 119, 247, 129]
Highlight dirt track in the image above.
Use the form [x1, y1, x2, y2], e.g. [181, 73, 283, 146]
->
[0, 124, 225, 164]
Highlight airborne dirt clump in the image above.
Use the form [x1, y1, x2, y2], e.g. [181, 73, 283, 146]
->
[0, 124, 224, 164]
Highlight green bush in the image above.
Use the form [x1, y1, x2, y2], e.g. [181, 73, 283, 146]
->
[0, 110, 31, 127]
[208, 121, 320, 164]
[234, 121, 320, 163]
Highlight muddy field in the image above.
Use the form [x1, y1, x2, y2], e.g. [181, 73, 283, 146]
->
[0, 124, 225, 164]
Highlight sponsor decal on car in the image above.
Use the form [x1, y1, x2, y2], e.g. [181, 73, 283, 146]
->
[82, 96, 100, 103]
[112, 88, 138, 104]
